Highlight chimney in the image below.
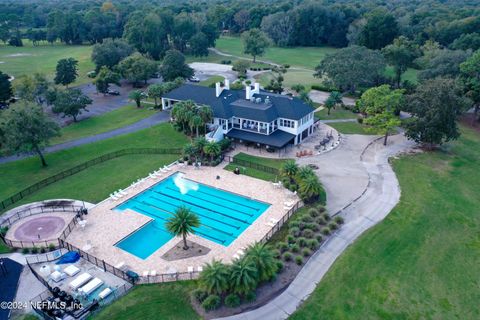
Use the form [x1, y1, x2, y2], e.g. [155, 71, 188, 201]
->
[224, 79, 230, 90]
[215, 82, 223, 97]
[246, 85, 251, 100]
[253, 83, 260, 95]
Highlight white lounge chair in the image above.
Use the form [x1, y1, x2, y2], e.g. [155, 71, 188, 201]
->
[118, 189, 128, 196]
[232, 254, 240, 260]
[150, 270, 156, 276]
[69, 273, 92, 290]
[197, 266, 203, 272]
[237, 249, 245, 256]
[110, 194, 119, 201]
[99, 287, 112, 300]
[115, 262, 125, 270]
[50, 271, 66, 283]
[143, 271, 149, 277]
[187, 266, 194, 273]
[163, 165, 172, 171]
[79, 278, 103, 295]
[149, 174, 157, 179]
[64, 265, 80, 277]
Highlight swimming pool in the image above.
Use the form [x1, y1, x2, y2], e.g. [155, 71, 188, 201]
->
[115, 172, 270, 259]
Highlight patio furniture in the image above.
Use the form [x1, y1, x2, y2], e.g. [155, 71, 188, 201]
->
[109, 194, 119, 201]
[150, 270, 156, 277]
[69, 273, 92, 290]
[197, 266, 203, 272]
[64, 265, 80, 277]
[82, 240, 93, 252]
[115, 262, 125, 270]
[233, 254, 240, 260]
[78, 220, 87, 230]
[79, 278, 103, 296]
[143, 271, 149, 277]
[237, 249, 245, 256]
[50, 271, 66, 283]
[187, 266, 194, 273]
[99, 287, 112, 300]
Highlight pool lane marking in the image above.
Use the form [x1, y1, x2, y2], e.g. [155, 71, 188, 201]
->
[130, 205, 227, 244]
[162, 185, 254, 218]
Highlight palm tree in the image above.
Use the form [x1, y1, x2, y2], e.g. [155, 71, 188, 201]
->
[230, 258, 258, 296]
[329, 91, 343, 106]
[182, 143, 196, 162]
[198, 105, 213, 130]
[245, 242, 278, 282]
[199, 260, 230, 295]
[128, 89, 145, 108]
[281, 160, 298, 183]
[297, 166, 315, 180]
[193, 136, 207, 159]
[203, 141, 221, 162]
[299, 174, 323, 203]
[189, 114, 203, 137]
[165, 206, 200, 250]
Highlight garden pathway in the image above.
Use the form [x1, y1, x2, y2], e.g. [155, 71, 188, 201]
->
[215, 133, 415, 320]
[0, 111, 170, 164]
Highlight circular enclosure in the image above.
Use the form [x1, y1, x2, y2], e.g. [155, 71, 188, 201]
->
[13, 216, 66, 241]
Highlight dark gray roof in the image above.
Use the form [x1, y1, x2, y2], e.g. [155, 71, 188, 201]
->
[226, 129, 295, 148]
[163, 84, 314, 122]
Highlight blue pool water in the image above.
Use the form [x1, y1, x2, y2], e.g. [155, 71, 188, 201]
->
[115, 173, 270, 259]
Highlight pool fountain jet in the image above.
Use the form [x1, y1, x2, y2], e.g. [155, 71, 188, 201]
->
[173, 173, 199, 195]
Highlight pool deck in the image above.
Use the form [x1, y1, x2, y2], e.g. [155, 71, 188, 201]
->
[65, 163, 299, 274]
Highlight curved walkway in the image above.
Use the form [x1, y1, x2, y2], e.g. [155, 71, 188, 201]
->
[0, 111, 170, 164]
[216, 133, 415, 320]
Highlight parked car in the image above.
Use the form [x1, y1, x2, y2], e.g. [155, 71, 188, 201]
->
[87, 70, 97, 78]
[107, 89, 120, 96]
[189, 76, 200, 83]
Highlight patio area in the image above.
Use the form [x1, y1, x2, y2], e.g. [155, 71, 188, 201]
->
[65, 163, 299, 276]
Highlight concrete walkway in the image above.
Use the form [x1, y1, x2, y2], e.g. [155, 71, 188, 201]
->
[216, 133, 415, 320]
[0, 111, 170, 164]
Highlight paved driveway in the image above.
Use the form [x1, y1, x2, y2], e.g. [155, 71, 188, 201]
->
[309, 90, 356, 106]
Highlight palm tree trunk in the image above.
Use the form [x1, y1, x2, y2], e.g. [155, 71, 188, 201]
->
[183, 234, 188, 250]
[196, 126, 199, 137]
[384, 131, 389, 146]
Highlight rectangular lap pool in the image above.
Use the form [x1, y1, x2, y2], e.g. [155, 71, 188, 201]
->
[115, 172, 270, 259]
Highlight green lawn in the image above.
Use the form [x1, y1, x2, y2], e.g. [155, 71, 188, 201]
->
[216, 36, 337, 70]
[198, 75, 224, 87]
[0, 41, 94, 86]
[0, 124, 188, 209]
[291, 126, 480, 319]
[315, 107, 358, 120]
[51, 105, 157, 145]
[255, 69, 323, 90]
[185, 51, 230, 64]
[91, 283, 199, 320]
[223, 152, 289, 182]
[327, 121, 377, 135]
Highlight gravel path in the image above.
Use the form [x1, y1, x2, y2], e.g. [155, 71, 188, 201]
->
[0, 111, 170, 164]
[215, 133, 415, 320]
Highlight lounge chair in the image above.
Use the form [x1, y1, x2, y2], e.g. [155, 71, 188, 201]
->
[150, 270, 156, 277]
[79, 278, 103, 295]
[109, 194, 119, 201]
[98, 287, 112, 300]
[233, 254, 240, 260]
[187, 266, 194, 273]
[64, 265, 80, 277]
[163, 165, 172, 171]
[149, 173, 157, 179]
[237, 249, 245, 256]
[115, 262, 125, 270]
[69, 273, 93, 290]
[50, 271, 66, 283]
[143, 271, 149, 277]
[197, 266, 203, 272]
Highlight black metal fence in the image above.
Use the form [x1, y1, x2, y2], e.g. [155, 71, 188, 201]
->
[1, 203, 83, 249]
[0, 148, 182, 211]
[260, 201, 302, 243]
[224, 155, 280, 175]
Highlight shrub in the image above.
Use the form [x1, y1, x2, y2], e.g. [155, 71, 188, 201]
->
[302, 229, 314, 239]
[308, 208, 319, 218]
[300, 215, 314, 223]
[277, 242, 288, 253]
[221, 60, 231, 64]
[289, 220, 300, 229]
[0, 226, 8, 236]
[298, 221, 306, 230]
[328, 221, 339, 230]
[245, 80, 252, 85]
[289, 227, 301, 237]
[276, 260, 284, 272]
[322, 213, 330, 221]
[307, 239, 320, 250]
[22, 248, 29, 254]
[225, 293, 241, 308]
[192, 288, 208, 303]
[316, 217, 327, 225]
[30, 247, 38, 254]
[282, 252, 293, 262]
[302, 248, 312, 257]
[290, 244, 300, 253]
[295, 255, 304, 265]
[296, 237, 308, 247]
[304, 222, 319, 232]
[315, 234, 323, 243]
[244, 291, 257, 303]
[357, 117, 364, 124]
[40, 247, 46, 253]
[334, 216, 345, 224]
[272, 249, 281, 259]
[202, 295, 221, 311]
[287, 235, 296, 244]
[321, 227, 331, 235]
[316, 204, 326, 213]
